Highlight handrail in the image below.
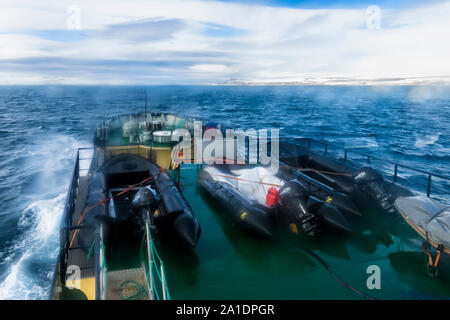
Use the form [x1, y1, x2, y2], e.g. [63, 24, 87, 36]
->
[295, 137, 449, 180]
[94, 127, 449, 199]
[143, 219, 171, 300]
[56, 147, 96, 287]
[99, 224, 107, 300]
[279, 136, 450, 198]
[150, 241, 171, 300]
[57, 149, 80, 284]
[144, 220, 155, 299]
[95, 113, 449, 182]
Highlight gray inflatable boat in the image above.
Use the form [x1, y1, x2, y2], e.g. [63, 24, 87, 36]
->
[394, 195, 450, 255]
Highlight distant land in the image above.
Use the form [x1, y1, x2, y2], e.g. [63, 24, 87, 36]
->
[219, 76, 450, 86]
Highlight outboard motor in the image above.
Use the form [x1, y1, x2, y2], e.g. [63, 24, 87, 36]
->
[278, 180, 320, 236]
[353, 167, 394, 212]
[132, 187, 159, 210]
[132, 186, 160, 225]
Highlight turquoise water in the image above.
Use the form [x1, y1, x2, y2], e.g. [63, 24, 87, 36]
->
[0, 85, 448, 299]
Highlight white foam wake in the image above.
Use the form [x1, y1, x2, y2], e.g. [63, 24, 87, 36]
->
[415, 134, 440, 148]
[0, 134, 90, 300]
[0, 193, 65, 300]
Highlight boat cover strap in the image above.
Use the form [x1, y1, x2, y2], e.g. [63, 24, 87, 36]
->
[426, 206, 450, 224]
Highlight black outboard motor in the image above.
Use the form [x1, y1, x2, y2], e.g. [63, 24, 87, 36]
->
[307, 197, 352, 232]
[132, 186, 160, 210]
[132, 186, 160, 228]
[353, 167, 394, 212]
[278, 180, 320, 236]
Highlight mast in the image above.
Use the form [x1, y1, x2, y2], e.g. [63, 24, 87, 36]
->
[144, 89, 148, 121]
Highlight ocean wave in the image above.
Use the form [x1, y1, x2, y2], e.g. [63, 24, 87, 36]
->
[414, 134, 440, 148]
[0, 134, 90, 300]
[333, 137, 379, 149]
[0, 193, 65, 300]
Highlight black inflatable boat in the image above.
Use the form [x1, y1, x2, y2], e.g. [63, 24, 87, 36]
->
[278, 141, 415, 214]
[82, 153, 201, 249]
[198, 139, 444, 243]
[52, 112, 204, 300]
[199, 164, 353, 238]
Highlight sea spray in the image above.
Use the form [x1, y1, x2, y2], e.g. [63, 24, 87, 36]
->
[0, 135, 90, 299]
[0, 193, 65, 299]
[415, 134, 440, 148]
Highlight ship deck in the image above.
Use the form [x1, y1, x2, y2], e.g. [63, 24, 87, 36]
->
[62, 163, 450, 300]
[56, 128, 450, 299]
[66, 176, 96, 279]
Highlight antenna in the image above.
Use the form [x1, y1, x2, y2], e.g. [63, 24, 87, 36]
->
[144, 89, 148, 121]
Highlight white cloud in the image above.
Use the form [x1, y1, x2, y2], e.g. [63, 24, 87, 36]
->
[190, 64, 230, 72]
[0, 0, 449, 84]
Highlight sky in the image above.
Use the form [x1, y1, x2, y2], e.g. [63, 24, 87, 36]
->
[0, 0, 449, 84]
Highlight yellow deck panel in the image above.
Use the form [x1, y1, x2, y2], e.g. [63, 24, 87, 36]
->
[106, 145, 173, 169]
[66, 277, 96, 300]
